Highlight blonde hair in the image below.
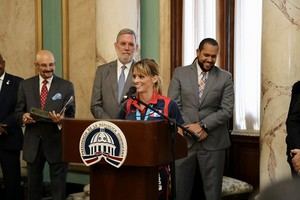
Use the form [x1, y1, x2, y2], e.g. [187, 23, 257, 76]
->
[132, 58, 162, 94]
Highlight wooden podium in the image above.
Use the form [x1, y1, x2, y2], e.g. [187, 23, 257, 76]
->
[62, 118, 187, 200]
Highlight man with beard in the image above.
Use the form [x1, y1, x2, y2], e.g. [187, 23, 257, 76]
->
[90, 28, 138, 119]
[168, 38, 234, 200]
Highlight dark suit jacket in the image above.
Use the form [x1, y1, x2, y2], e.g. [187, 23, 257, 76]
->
[15, 75, 75, 163]
[286, 81, 300, 158]
[168, 63, 234, 150]
[0, 73, 23, 151]
[90, 60, 134, 119]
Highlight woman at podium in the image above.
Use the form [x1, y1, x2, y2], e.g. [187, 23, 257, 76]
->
[119, 58, 184, 200]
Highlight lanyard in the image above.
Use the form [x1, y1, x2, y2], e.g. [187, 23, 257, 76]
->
[136, 105, 153, 121]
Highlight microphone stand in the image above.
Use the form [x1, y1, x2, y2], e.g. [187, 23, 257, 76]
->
[128, 96, 198, 200]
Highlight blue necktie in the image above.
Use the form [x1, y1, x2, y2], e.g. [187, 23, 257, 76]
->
[118, 66, 126, 102]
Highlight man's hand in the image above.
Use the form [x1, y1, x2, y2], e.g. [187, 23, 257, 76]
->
[184, 123, 208, 141]
[291, 149, 300, 173]
[0, 124, 8, 135]
[23, 113, 35, 124]
[49, 111, 64, 123]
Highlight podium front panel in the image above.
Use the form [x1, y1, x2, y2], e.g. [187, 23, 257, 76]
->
[62, 119, 186, 166]
[90, 165, 157, 200]
[61, 118, 187, 200]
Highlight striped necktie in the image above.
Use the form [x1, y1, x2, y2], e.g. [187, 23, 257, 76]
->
[198, 72, 207, 100]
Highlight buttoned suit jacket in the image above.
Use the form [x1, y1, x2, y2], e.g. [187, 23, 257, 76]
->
[90, 60, 134, 119]
[168, 63, 234, 150]
[15, 75, 75, 163]
[0, 73, 23, 151]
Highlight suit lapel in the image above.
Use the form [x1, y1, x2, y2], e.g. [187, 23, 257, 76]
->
[199, 66, 217, 106]
[190, 63, 201, 107]
[45, 76, 57, 110]
[109, 61, 118, 102]
[32, 76, 41, 108]
[122, 62, 134, 98]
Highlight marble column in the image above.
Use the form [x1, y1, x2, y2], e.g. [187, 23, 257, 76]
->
[260, 0, 300, 189]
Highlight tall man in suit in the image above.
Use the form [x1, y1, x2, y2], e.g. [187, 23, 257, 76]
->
[91, 28, 138, 119]
[15, 50, 76, 200]
[0, 53, 24, 200]
[168, 38, 234, 200]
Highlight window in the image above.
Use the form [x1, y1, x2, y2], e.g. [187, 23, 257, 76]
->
[234, 0, 262, 132]
[182, 0, 216, 65]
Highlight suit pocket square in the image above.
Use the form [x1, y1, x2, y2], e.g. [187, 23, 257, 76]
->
[52, 93, 62, 100]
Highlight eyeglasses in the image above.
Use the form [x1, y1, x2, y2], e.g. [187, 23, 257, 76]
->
[37, 62, 55, 67]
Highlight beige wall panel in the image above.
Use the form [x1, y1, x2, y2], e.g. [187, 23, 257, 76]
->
[96, 0, 140, 66]
[159, 0, 171, 95]
[68, 0, 96, 119]
[0, 0, 36, 78]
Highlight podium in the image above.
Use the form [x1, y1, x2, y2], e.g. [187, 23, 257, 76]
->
[62, 118, 187, 200]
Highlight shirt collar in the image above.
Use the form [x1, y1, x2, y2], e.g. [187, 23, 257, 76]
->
[117, 60, 133, 70]
[0, 72, 5, 81]
[39, 75, 53, 86]
[196, 62, 209, 77]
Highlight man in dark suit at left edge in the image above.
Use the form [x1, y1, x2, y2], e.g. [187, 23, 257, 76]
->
[0, 53, 24, 200]
[15, 50, 76, 200]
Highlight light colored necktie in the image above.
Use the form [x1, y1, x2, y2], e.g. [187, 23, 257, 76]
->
[40, 79, 48, 109]
[198, 72, 207, 100]
[118, 66, 126, 102]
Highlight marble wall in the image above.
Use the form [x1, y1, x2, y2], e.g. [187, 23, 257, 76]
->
[68, 0, 141, 119]
[0, 0, 171, 119]
[260, 0, 300, 189]
[67, 0, 140, 119]
[68, 0, 96, 119]
[96, 0, 140, 66]
[0, 0, 36, 79]
[159, 0, 171, 95]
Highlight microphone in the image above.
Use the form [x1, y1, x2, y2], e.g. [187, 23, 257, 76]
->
[121, 86, 137, 103]
[59, 96, 74, 115]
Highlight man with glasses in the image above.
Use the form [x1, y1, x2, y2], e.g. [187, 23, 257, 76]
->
[15, 50, 75, 200]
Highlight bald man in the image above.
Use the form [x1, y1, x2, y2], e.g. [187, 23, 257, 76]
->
[15, 50, 76, 200]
